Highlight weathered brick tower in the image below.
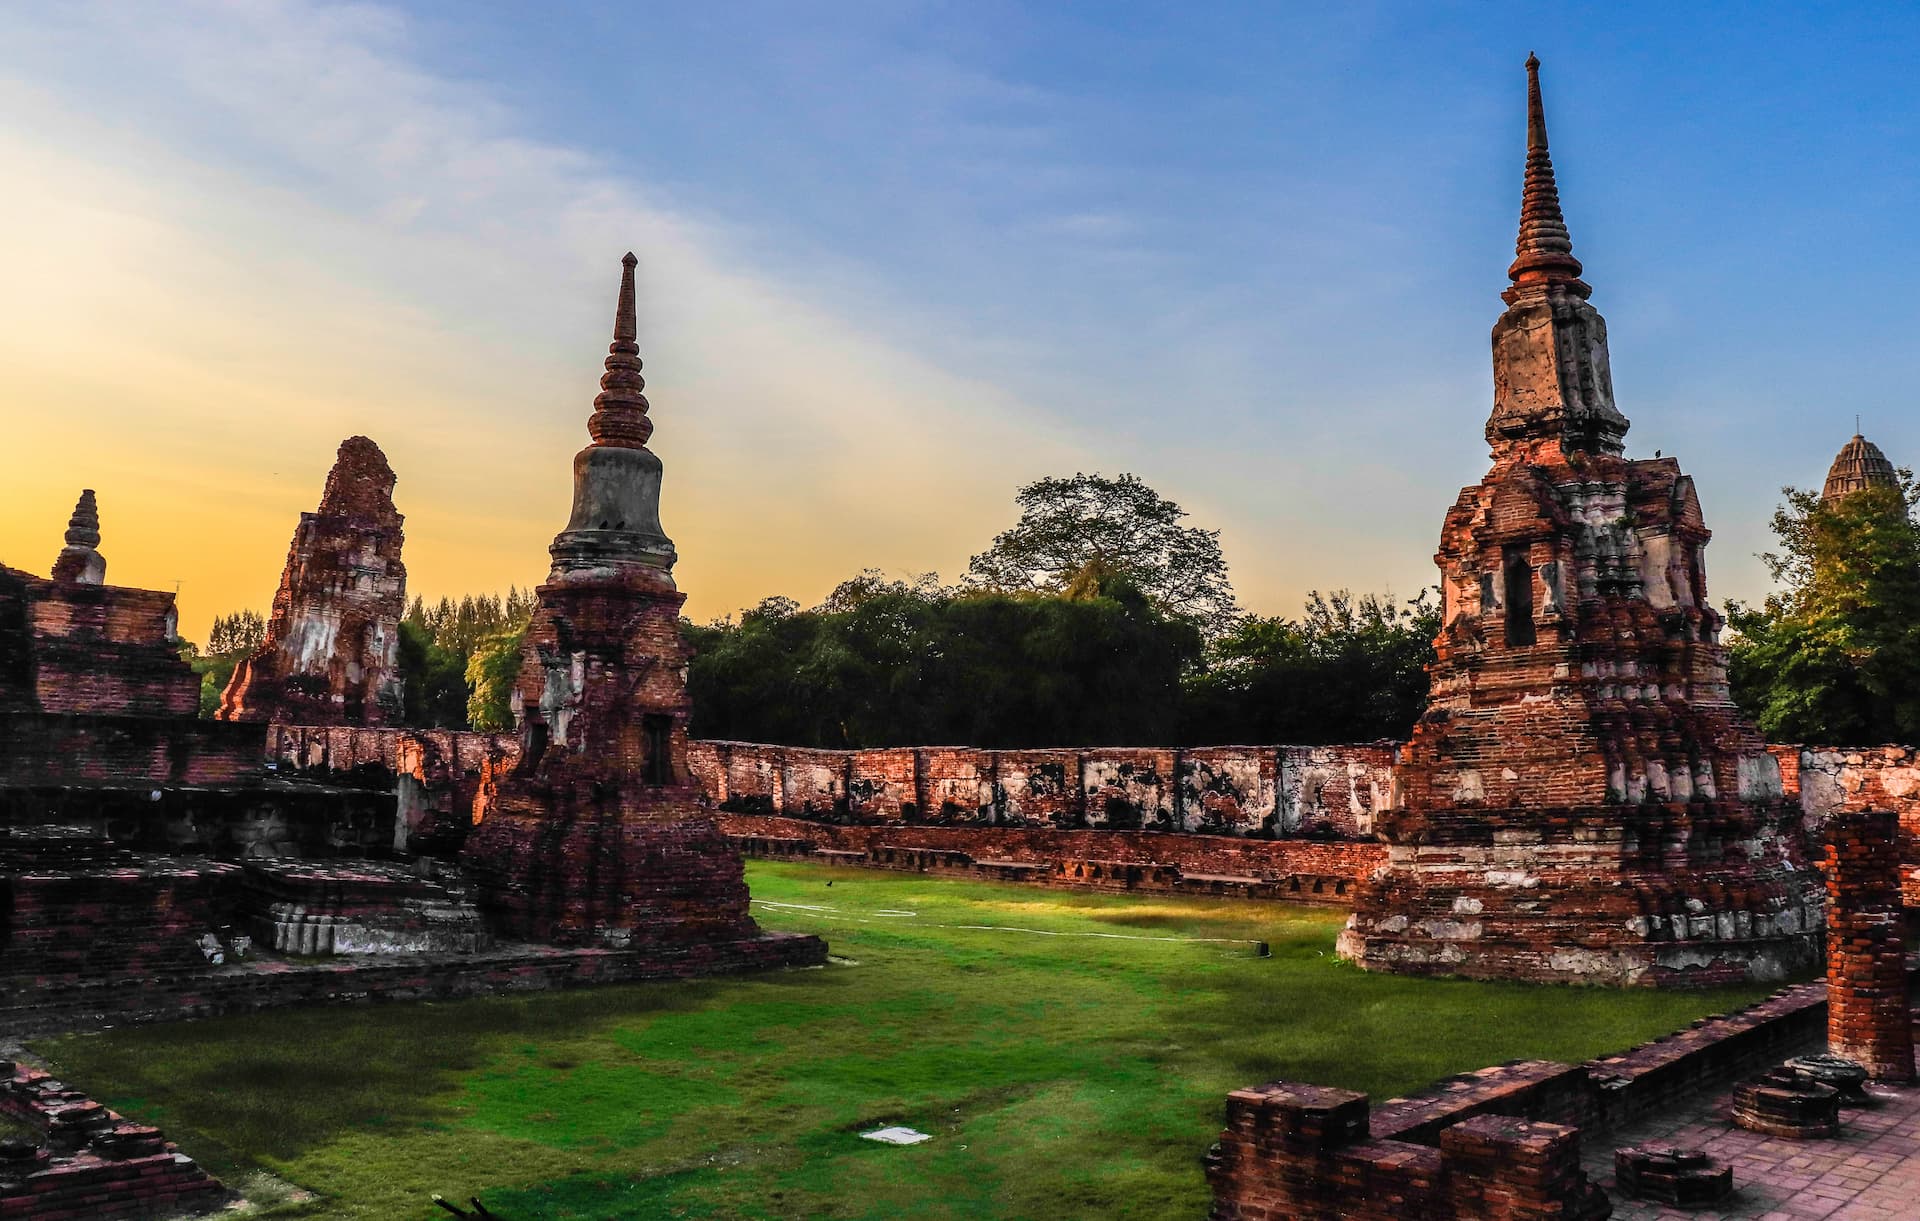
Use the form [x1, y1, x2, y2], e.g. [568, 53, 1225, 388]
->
[218, 436, 407, 725]
[1336, 58, 1823, 986]
[462, 254, 805, 957]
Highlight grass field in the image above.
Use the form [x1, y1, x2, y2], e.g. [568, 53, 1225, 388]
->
[30, 861, 1781, 1220]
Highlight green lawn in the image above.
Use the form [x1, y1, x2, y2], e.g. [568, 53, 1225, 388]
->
[32, 861, 1781, 1220]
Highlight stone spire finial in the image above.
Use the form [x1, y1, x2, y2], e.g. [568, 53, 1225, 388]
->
[1507, 54, 1587, 294]
[587, 252, 653, 450]
[51, 489, 105, 584]
[548, 253, 677, 576]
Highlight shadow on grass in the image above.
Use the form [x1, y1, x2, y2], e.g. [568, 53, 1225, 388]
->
[34, 966, 859, 1169]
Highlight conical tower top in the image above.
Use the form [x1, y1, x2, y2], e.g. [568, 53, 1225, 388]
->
[587, 252, 653, 449]
[51, 489, 105, 584]
[1507, 54, 1587, 296]
[1822, 433, 1900, 503]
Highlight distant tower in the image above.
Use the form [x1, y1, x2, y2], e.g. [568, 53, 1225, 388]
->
[50, 490, 105, 585]
[1335, 56, 1822, 987]
[1821, 433, 1899, 504]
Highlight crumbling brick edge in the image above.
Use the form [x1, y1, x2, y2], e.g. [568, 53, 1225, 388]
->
[0, 1060, 225, 1219]
[4, 931, 828, 1041]
[1207, 983, 1827, 1219]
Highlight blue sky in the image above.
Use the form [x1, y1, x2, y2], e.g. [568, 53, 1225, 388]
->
[2, 2, 1916, 635]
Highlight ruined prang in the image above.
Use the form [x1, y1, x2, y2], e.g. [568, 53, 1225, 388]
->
[218, 436, 406, 725]
[1336, 57, 1823, 986]
[461, 254, 817, 959]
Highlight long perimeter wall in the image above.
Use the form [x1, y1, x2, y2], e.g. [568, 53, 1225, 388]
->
[687, 740, 1397, 837]
[257, 730, 1920, 906]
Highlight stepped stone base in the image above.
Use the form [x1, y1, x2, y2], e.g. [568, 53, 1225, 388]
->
[1337, 804, 1823, 987]
[241, 859, 490, 955]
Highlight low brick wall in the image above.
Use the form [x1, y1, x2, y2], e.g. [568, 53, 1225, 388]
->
[1, 711, 266, 787]
[0, 930, 826, 1039]
[719, 814, 1386, 904]
[690, 740, 1397, 836]
[1208, 984, 1826, 1219]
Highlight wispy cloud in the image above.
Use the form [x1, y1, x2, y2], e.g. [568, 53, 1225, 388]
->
[0, 0, 1091, 635]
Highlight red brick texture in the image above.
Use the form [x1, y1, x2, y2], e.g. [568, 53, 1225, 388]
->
[688, 741, 1395, 836]
[0, 1061, 223, 1219]
[219, 436, 407, 726]
[718, 814, 1382, 904]
[461, 566, 771, 950]
[1823, 809, 1914, 1080]
[1208, 983, 1827, 1220]
[13, 572, 199, 718]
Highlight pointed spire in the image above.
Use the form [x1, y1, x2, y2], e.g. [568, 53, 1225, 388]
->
[63, 490, 99, 550]
[51, 489, 105, 584]
[1822, 432, 1900, 503]
[586, 252, 653, 449]
[1507, 54, 1586, 294]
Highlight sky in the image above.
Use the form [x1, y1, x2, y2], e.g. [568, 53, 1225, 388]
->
[3, 1, 1919, 642]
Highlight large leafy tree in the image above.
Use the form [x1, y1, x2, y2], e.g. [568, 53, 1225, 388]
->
[685, 567, 1200, 748]
[965, 473, 1239, 638]
[1728, 477, 1920, 743]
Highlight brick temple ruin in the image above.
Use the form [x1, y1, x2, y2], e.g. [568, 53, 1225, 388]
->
[0, 255, 823, 1052]
[1207, 59, 1920, 1221]
[9, 55, 1920, 1221]
[216, 435, 407, 726]
[1334, 55, 1824, 987]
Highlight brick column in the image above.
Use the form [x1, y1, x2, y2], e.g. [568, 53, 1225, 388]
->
[1441, 1114, 1608, 1220]
[1824, 810, 1915, 1081]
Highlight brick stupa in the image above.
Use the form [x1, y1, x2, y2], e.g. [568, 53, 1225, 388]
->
[1336, 58, 1823, 986]
[461, 255, 822, 965]
[218, 437, 407, 725]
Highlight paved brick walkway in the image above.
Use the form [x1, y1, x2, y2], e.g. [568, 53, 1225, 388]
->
[1592, 1065, 1920, 1220]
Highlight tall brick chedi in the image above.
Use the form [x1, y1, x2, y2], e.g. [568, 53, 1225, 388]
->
[461, 255, 781, 952]
[1336, 58, 1822, 986]
[218, 437, 406, 725]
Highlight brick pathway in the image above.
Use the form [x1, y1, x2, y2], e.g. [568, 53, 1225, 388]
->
[1592, 1065, 1920, 1220]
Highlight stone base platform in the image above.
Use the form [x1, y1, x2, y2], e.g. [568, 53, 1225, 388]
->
[0, 931, 827, 1038]
[1337, 810, 1825, 987]
[241, 858, 490, 955]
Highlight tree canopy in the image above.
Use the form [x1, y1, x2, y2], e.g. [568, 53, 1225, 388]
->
[1181, 589, 1438, 745]
[686, 568, 1201, 748]
[1728, 477, 1920, 744]
[965, 472, 1239, 637]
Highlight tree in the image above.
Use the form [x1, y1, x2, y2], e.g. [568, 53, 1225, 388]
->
[466, 628, 528, 732]
[190, 610, 266, 717]
[1727, 477, 1920, 743]
[685, 565, 1201, 749]
[965, 473, 1239, 637]
[207, 610, 266, 655]
[1179, 589, 1439, 744]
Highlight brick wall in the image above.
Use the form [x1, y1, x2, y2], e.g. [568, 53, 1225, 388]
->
[1208, 985, 1825, 1219]
[1823, 809, 1914, 1080]
[688, 740, 1399, 836]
